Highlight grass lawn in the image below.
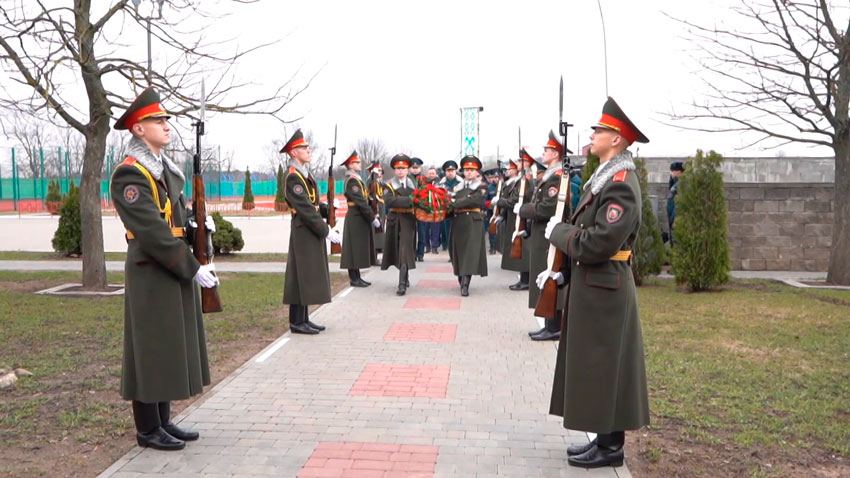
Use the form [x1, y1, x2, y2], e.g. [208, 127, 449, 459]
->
[0, 270, 348, 478]
[631, 278, 850, 477]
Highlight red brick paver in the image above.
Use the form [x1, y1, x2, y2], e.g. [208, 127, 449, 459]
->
[415, 279, 459, 289]
[299, 442, 439, 478]
[424, 265, 453, 273]
[402, 297, 461, 310]
[349, 364, 451, 398]
[384, 323, 457, 343]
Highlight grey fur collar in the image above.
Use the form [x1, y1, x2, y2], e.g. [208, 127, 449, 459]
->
[505, 175, 520, 186]
[586, 150, 635, 195]
[126, 135, 184, 181]
[388, 176, 414, 190]
[287, 159, 311, 178]
[541, 163, 562, 182]
[345, 170, 363, 180]
[459, 178, 482, 191]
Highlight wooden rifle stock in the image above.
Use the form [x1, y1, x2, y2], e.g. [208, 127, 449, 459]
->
[193, 171, 223, 313]
[488, 175, 503, 235]
[326, 125, 341, 255]
[533, 173, 571, 320]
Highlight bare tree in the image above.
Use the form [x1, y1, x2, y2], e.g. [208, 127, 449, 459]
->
[263, 139, 285, 174]
[354, 137, 391, 170]
[0, 1, 312, 289]
[0, 113, 52, 178]
[670, 0, 850, 284]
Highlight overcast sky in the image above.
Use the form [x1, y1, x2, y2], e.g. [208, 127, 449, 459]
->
[0, 0, 841, 172]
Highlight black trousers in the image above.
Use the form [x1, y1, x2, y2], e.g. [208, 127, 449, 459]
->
[132, 400, 171, 433]
[289, 304, 307, 325]
[597, 431, 625, 449]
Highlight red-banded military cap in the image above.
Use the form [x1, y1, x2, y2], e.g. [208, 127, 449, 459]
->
[367, 161, 382, 171]
[592, 97, 649, 144]
[114, 87, 171, 131]
[519, 148, 534, 163]
[460, 155, 482, 170]
[507, 159, 518, 169]
[342, 150, 360, 167]
[390, 154, 411, 169]
[280, 129, 308, 154]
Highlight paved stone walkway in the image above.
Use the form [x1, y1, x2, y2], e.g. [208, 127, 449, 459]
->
[96, 253, 632, 478]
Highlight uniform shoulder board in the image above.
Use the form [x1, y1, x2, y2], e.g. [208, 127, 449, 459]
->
[288, 166, 297, 174]
[121, 157, 137, 167]
[613, 170, 628, 182]
[554, 169, 563, 176]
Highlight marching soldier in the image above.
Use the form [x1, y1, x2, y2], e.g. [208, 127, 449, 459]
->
[381, 154, 417, 295]
[340, 151, 379, 287]
[516, 133, 568, 341]
[437, 160, 461, 258]
[110, 88, 215, 451]
[280, 129, 338, 335]
[411, 157, 428, 261]
[366, 161, 386, 253]
[499, 151, 535, 290]
[449, 155, 489, 296]
[546, 97, 650, 468]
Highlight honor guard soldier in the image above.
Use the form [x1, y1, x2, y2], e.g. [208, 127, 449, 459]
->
[340, 151, 379, 287]
[546, 97, 650, 469]
[381, 154, 418, 295]
[367, 161, 386, 253]
[110, 88, 215, 451]
[449, 155, 489, 296]
[517, 132, 568, 341]
[280, 129, 336, 335]
[500, 151, 535, 291]
[437, 160, 461, 256]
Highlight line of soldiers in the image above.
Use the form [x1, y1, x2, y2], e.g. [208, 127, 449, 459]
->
[110, 87, 650, 471]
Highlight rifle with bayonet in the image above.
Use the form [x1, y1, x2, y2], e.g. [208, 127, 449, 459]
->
[534, 76, 574, 320]
[326, 125, 341, 255]
[192, 79, 223, 313]
[509, 127, 527, 259]
[488, 159, 503, 235]
[369, 169, 383, 233]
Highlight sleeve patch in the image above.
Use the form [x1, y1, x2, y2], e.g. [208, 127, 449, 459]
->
[606, 204, 624, 223]
[352, 185, 360, 193]
[293, 184, 304, 194]
[123, 185, 140, 204]
[613, 170, 628, 182]
[547, 186, 559, 197]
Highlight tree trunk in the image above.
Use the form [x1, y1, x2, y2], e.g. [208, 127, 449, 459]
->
[827, 138, 850, 285]
[80, 130, 107, 290]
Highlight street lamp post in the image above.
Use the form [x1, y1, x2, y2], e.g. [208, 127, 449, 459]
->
[132, 0, 165, 83]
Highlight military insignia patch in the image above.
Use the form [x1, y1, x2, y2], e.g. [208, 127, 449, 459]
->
[123, 185, 140, 204]
[293, 184, 304, 194]
[606, 204, 624, 223]
[548, 186, 558, 198]
[352, 185, 360, 193]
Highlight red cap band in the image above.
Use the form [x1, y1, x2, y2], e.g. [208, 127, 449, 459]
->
[127, 103, 167, 130]
[545, 137, 563, 153]
[462, 161, 479, 169]
[284, 137, 308, 153]
[597, 113, 638, 144]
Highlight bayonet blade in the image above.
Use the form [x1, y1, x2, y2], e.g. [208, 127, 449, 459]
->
[200, 79, 206, 124]
[559, 75, 564, 122]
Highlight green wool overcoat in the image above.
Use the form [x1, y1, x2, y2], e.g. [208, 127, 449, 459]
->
[369, 178, 387, 252]
[111, 140, 210, 403]
[340, 172, 377, 269]
[381, 177, 417, 270]
[519, 167, 567, 309]
[283, 164, 332, 305]
[498, 175, 532, 272]
[450, 180, 489, 277]
[548, 153, 650, 434]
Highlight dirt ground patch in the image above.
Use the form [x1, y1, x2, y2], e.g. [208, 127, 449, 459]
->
[0, 272, 349, 478]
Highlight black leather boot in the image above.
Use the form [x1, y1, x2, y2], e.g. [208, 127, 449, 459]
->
[460, 275, 470, 297]
[132, 401, 185, 451]
[137, 427, 185, 451]
[349, 269, 370, 287]
[396, 266, 408, 296]
[509, 272, 530, 290]
[531, 314, 561, 341]
[356, 269, 371, 286]
[304, 307, 325, 331]
[157, 402, 199, 441]
[567, 438, 597, 456]
[528, 326, 546, 337]
[289, 305, 318, 335]
[568, 445, 624, 468]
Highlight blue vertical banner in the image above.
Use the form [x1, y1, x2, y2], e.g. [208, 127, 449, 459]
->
[460, 106, 483, 158]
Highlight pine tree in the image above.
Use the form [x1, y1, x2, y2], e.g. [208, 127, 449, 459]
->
[274, 164, 286, 211]
[672, 150, 731, 291]
[632, 156, 666, 285]
[211, 212, 245, 254]
[242, 167, 255, 210]
[51, 181, 82, 255]
[581, 152, 600, 186]
[45, 179, 62, 214]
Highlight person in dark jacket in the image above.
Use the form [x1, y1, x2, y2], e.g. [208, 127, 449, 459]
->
[340, 151, 379, 287]
[449, 155, 489, 296]
[666, 161, 684, 245]
[111, 88, 215, 451]
[545, 97, 650, 469]
[438, 161, 461, 253]
[281, 129, 337, 335]
[381, 154, 417, 295]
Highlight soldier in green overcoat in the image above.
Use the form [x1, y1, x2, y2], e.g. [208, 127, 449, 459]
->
[366, 162, 387, 254]
[281, 129, 337, 335]
[498, 156, 534, 290]
[110, 88, 216, 451]
[545, 97, 650, 469]
[340, 151, 379, 286]
[517, 137, 568, 341]
[381, 154, 417, 295]
[449, 155, 489, 296]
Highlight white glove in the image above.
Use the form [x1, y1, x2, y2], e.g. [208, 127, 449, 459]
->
[333, 198, 340, 209]
[194, 263, 219, 288]
[511, 229, 527, 242]
[545, 216, 561, 240]
[535, 270, 565, 289]
[492, 194, 500, 204]
[494, 216, 503, 225]
[372, 218, 381, 228]
[205, 215, 216, 233]
[513, 203, 521, 215]
[327, 228, 342, 244]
